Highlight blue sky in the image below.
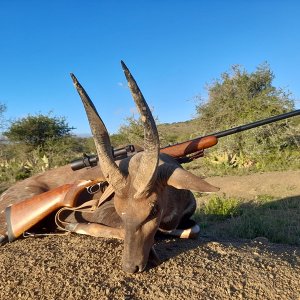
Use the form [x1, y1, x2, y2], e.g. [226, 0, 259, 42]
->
[1, 0, 299, 135]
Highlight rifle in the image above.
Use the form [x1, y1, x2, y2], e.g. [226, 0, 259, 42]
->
[5, 109, 300, 241]
[5, 179, 104, 242]
[72, 109, 300, 167]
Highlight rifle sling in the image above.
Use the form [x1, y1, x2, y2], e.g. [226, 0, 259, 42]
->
[54, 183, 115, 232]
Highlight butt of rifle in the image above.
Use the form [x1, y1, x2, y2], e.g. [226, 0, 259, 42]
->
[5, 206, 16, 242]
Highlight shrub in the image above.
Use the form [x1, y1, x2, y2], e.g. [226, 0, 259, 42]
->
[4, 113, 74, 148]
[193, 63, 299, 174]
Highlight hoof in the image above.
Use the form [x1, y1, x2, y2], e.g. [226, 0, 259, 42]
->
[177, 224, 200, 239]
[185, 224, 200, 239]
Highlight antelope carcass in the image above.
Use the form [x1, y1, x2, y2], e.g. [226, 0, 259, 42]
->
[0, 61, 218, 273]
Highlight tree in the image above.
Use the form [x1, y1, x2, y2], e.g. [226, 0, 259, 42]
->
[114, 113, 167, 147]
[196, 63, 294, 132]
[0, 103, 6, 131]
[4, 113, 74, 147]
[195, 63, 299, 168]
[117, 115, 145, 145]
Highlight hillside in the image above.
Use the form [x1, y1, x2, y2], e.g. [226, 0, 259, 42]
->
[157, 119, 202, 143]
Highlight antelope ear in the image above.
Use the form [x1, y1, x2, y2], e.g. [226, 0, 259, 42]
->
[167, 168, 219, 193]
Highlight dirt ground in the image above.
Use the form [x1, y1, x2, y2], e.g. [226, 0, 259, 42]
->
[204, 170, 300, 200]
[0, 170, 299, 300]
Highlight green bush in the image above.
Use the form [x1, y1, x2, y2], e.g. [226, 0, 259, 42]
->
[184, 146, 300, 177]
[4, 113, 74, 148]
[192, 63, 299, 175]
[203, 195, 241, 220]
[0, 136, 94, 185]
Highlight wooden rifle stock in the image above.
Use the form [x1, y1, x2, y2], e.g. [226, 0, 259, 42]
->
[160, 135, 218, 159]
[5, 180, 97, 242]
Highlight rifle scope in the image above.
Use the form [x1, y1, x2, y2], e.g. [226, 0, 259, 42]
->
[70, 145, 136, 171]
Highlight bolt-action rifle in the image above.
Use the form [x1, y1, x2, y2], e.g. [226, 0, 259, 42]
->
[5, 109, 300, 241]
[72, 109, 300, 168]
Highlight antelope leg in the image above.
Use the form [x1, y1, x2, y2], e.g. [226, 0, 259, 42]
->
[158, 224, 200, 239]
[66, 223, 124, 240]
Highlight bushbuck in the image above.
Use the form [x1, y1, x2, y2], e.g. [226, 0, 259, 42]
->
[0, 61, 218, 273]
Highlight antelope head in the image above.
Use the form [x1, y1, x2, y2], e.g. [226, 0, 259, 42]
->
[71, 61, 218, 273]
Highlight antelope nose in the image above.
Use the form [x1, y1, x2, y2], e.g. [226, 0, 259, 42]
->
[122, 262, 144, 273]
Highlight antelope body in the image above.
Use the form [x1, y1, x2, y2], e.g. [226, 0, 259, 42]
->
[0, 62, 218, 273]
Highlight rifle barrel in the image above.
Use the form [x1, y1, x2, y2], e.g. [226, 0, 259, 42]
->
[210, 109, 300, 139]
[72, 109, 300, 170]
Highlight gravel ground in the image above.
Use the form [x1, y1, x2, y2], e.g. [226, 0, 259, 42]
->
[0, 234, 299, 300]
